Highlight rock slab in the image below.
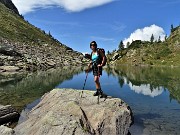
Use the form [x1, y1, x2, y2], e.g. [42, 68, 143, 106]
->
[15, 89, 133, 135]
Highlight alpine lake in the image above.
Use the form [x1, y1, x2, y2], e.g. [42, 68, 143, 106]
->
[0, 65, 180, 135]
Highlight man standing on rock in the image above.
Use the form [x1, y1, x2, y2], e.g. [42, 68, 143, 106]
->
[87, 41, 106, 98]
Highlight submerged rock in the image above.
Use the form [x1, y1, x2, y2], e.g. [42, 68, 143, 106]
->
[14, 89, 133, 135]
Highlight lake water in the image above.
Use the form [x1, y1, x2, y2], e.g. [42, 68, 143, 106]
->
[0, 65, 180, 135]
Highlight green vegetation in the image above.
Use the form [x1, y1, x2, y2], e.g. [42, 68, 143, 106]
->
[108, 25, 180, 67]
[0, 3, 66, 48]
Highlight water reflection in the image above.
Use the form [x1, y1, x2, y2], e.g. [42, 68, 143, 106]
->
[128, 83, 163, 97]
[1, 65, 179, 134]
[105, 65, 180, 135]
[106, 65, 180, 102]
[0, 67, 83, 112]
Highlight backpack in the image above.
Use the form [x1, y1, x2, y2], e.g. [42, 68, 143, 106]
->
[91, 48, 107, 66]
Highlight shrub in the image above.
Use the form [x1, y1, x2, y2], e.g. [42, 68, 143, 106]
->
[159, 47, 172, 57]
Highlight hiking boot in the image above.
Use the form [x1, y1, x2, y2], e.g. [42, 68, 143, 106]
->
[98, 89, 105, 98]
[93, 90, 100, 96]
[98, 89, 107, 98]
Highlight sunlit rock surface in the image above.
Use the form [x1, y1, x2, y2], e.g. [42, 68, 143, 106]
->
[14, 89, 133, 135]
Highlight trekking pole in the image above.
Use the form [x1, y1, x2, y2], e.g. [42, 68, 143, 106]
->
[97, 66, 100, 104]
[81, 65, 90, 98]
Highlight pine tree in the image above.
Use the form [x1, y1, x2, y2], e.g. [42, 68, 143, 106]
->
[119, 78, 124, 88]
[127, 42, 130, 48]
[171, 24, 174, 33]
[48, 31, 52, 37]
[118, 40, 124, 50]
[150, 34, 154, 43]
[118, 40, 124, 56]
[158, 36, 161, 42]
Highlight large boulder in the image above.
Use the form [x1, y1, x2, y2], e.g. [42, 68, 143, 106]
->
[15, 89, 133, 135]
[0, 44, 21, 57]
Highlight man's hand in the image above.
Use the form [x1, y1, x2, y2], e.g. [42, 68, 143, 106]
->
[85, 69, 89, 73]
[85, 65, 92, 73]
[98, 64, 102, 67]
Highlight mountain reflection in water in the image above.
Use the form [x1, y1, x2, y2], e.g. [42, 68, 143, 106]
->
[0, 67, 83, 112]
[105, 64, 180, 102]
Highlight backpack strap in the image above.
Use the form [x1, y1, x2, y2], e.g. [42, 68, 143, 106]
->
[97, 49, 103, 58]
[91, 49, 100, 57]
[90, 51, 93, 59]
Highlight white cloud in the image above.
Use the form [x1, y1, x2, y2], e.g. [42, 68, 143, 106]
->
[12, 0, 114, 14]
[123, 24, 166, 46]
[111, 22, 126, 32]
[123, 77, 163, 97]
[90, 36, 116, 42]
[128, 83, 163, 97]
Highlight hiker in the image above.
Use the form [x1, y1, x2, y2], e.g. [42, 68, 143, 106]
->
[88, 41, 106, 98]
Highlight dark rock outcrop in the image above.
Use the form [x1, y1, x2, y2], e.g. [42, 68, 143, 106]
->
[14, 89, 133, 135]
[0, 105, 20, 125]
[0, 44, 21, 56]
[0, 0, 19, 15]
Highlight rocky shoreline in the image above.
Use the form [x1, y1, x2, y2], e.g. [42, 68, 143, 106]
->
[0, 89, 133, 135]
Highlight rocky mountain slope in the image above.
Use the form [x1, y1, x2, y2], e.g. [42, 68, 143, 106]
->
[0, 1, 87, 72]
[108, 26, 180, 67]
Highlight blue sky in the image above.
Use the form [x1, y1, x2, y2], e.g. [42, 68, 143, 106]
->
[12, 0, 180, 53]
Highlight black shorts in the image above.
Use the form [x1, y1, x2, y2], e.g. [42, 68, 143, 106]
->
[92, 65, 102, 76]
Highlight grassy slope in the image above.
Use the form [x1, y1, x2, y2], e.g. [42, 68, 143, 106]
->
[108, 26, 180, 67]
[0, 3, 67, 49]
[0, 3, 88, 70]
